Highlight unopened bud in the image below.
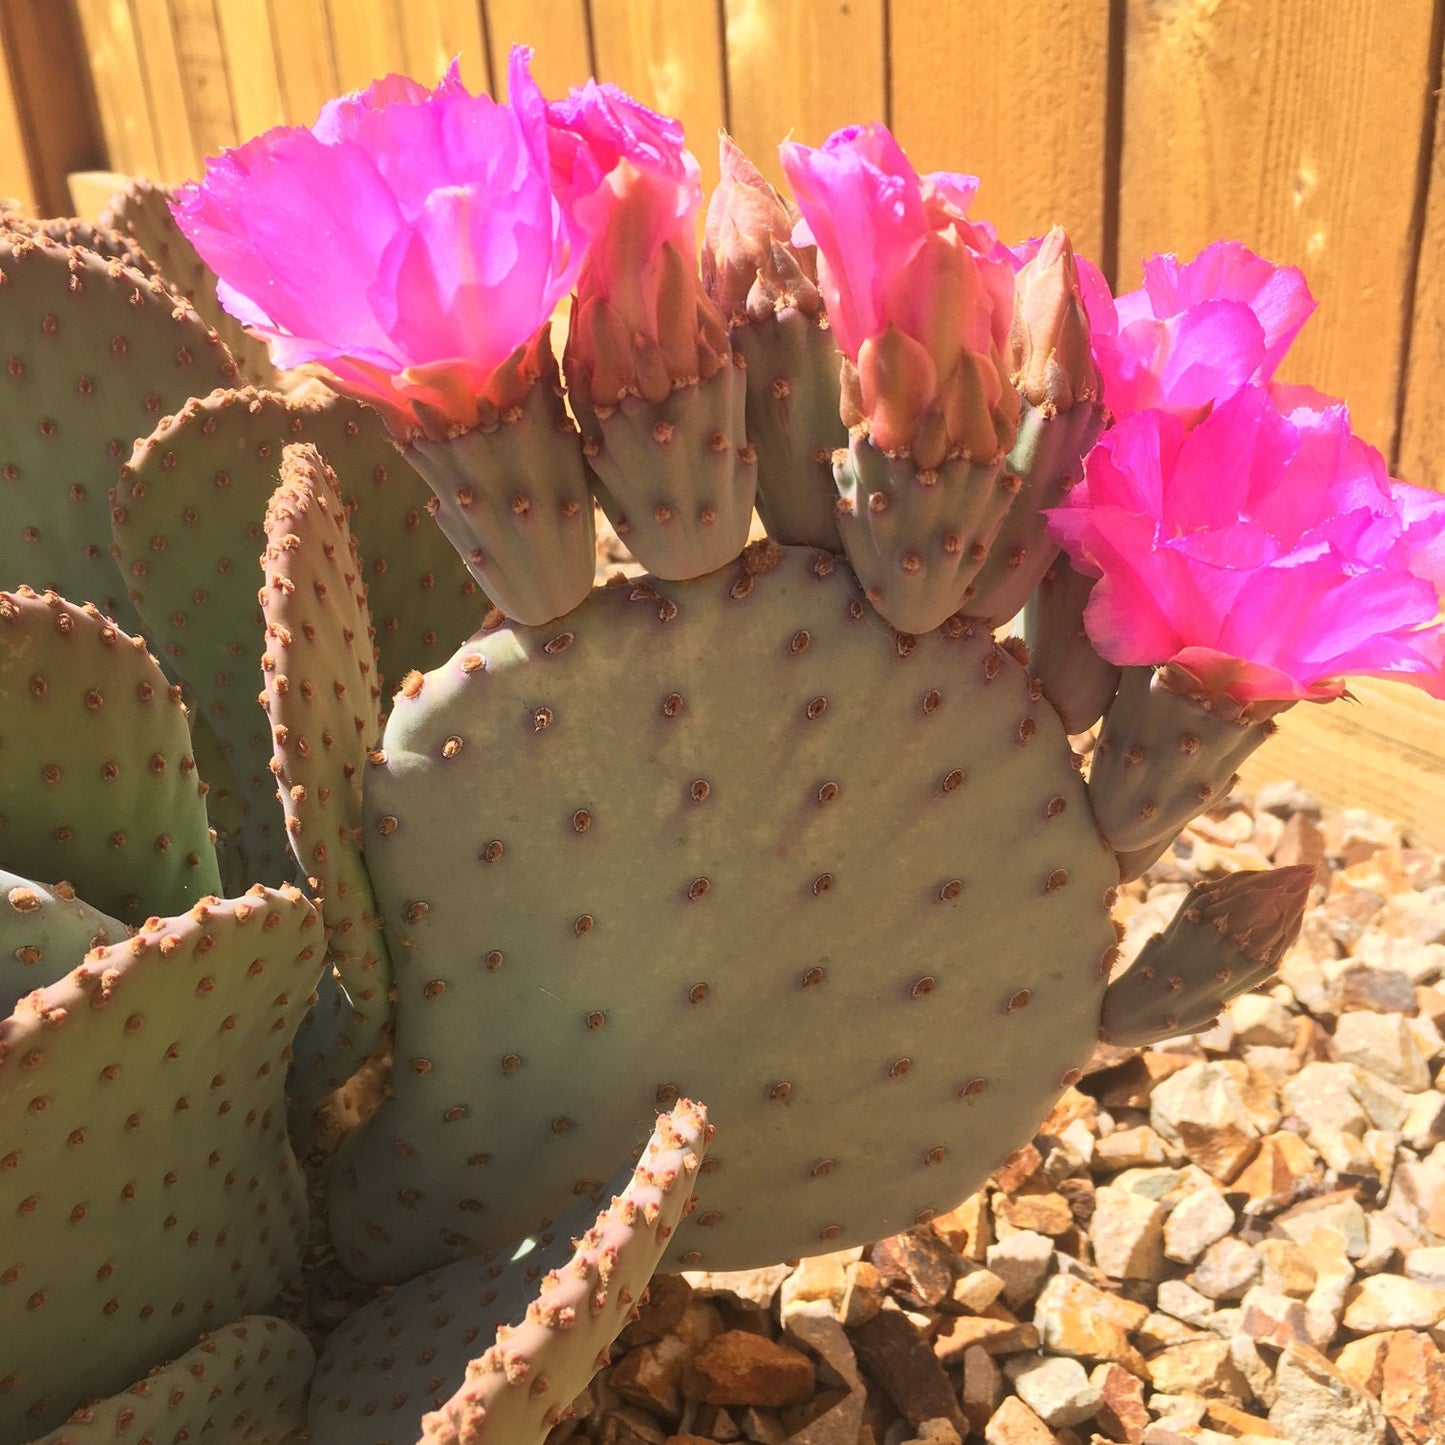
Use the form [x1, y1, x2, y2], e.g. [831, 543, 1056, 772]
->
[1010, 226, 1098, 413]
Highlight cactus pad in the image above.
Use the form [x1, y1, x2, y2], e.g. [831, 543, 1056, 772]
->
[0, 588, 221, 925]
[328, 543, 1118, 1283]
[0, 232, 238, 635]
[260, 444, 392, 1090]
[24, 1315, 313, 1445]
[0, 885, 321, 1439]
[0, 871, 127, 1014]
[310, 1100, 708, 1444]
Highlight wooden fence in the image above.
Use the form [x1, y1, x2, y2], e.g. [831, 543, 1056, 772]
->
[3, 0, 1445, 841]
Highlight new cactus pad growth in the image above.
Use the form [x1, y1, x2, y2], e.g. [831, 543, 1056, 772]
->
[3, 42, 1445, 1445]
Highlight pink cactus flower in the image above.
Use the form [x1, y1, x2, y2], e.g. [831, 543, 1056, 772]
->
[1046, 385, 1445, 704]
[171, 57, 584, 438]
[512, 51, 722, 406]
[1082, 241, 1316, 423]
[779, 124, 1018, 467]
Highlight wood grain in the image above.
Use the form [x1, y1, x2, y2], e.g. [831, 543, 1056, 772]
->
[169, 0, 240, 169]
[0, 0, 104, 217]
[589, 0, 726, 197]
[397, 0, 491, 92]
[484, 0, 592, 98]
[1118, 0, 1436, 453]
[0, 20, 34, 212]
[324, 0, 405, 92]
[890, 1, 1112, 261]
[1236, 680, 1445, 852]
[270, 0, 338, 124]
[216, 0, 286, 141]
[70, 0, 163, 179]
[130, 0, 201, 182]
[1396, 28, 1445, 493]
[722, 0, 886, 192]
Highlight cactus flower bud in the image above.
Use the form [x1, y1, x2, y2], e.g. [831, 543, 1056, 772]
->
[1010, 226, 1099, 415]
[171, 60, 584, 441]
[519, 53, 728, 407]
[780, 124, 1018, 470]
[703, 134, 821, 323]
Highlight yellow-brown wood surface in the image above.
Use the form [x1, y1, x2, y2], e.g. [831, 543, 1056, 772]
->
[890, 0, 1112, 264]
[1118, 0, 1436, 455]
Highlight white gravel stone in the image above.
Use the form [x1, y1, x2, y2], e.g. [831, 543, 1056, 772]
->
[1090, 1185, 1167, 1281]
[1268, 1342, 1386, 1444]
[1341, 1272, 1445, 1329]
[985, 1230, 1054, 1308]
[1163, 1186, 1235, 1264]
[1331, 1011, 1433, 1091]
[1228, 992, 1296, 1046]
[1005, 1353, 1101, 1428]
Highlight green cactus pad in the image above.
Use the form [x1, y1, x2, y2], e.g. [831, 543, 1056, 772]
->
[309, 1100, 708, 1445]
[24, 1315, 313, 1445]
[404, 362, 596, 627]
[833, 436, 1014, 634]
[260, 445, 392, 1091]
[99, 177, 278, 388]
[0, 871, 128, 1014]
[0, 232, 238, 635]
[0, 884, 321, 1441]
[573, 364, 757, 581]
[329, 543, 1119, 1284]
[1022, 558, 1121, 736]
[1101, 865, 1314, 1046]
[113, 386, 483, 881]
[1, 212, 158, 277]
[0, 588, 221, 925]
[732, 307, 847, 551]
[968, 398, 1106, 625]
[1089, 665, 1278, 877]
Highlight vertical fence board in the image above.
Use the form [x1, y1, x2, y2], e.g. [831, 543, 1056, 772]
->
[723, 0, 886, 192]
[589, 0, 726, 197]
[890, 0, 1111, 262]
[0, 24, 35, 212]
[1397, 29, 1445, 493]
[1118, 0, 1435, 453]
[129, 0, 201, 182]
[216, 0, 286, 141]
[71, 0, 163, 179]
[0, 1, 104, 217]
[169, 0, 240, 170]
[324, 0, 405, 92]
[396, 1, 491, 92]
[485, 0, 593, 98]
[269, 0, 338, 123]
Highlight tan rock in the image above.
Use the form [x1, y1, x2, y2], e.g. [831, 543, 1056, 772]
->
[1342, 1273, 1445, 1331]
[1333, 1331, 1393, 1395]
[931, 1190, 992, 1261]
[779, 1248, 862, 1325]
[986, 1230, 1056, 1307]
[612, 1335, 692, 1418]
[1186, 1236, 1260, 1302]
[1230, 1131, 1320, 1216]
[960, 1344, 1003, 1433]
[1090, 1185, 1167, 1280]
[681, 1330, 816, 1407]
[994, 1142, 1046, 1194]
[996, 1190, 1076, 1237]
[1255, 1238, 1318, 1297]
[932, 1308, 1039, 1363]
[1202, 1401, 1286, 1438]
[1096, 1126, 1176, 1172]
[1033, 1273, 1149, 1374]
[1268, 1342, 1386, 1445]
[1332, 1011, 1433, 1092]
[1163, 1186, 1236, 1264]
[1006, 1353, 1102, 1428]
[984, 1395, 1056, 1445]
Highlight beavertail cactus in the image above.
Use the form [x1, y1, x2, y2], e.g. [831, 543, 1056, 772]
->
[3, 40, 1444, 1445]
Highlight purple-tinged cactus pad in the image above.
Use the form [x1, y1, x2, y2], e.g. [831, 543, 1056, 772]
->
[260, 444, 392, 1091]
[24, 1314, 313, 1445]
[309, 1100, 708, 1445]
[330, 543, 1119, 1283]
[0, 886, 321, 1440]
[0, 232, 238, 637]
[0, 588, 220, 924]
[1022, 556, 1121, 736]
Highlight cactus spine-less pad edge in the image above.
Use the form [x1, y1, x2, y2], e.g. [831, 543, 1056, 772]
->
[331, 544, 1119, 1283]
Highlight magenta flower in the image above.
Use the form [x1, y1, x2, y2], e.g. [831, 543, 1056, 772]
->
[1046, 386, 1445, 703]
[512, 52, 720, 405]
[171, 58, 584, 437]
[1083, 241, 1316, 423]
[779, 124, 1018, 467]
